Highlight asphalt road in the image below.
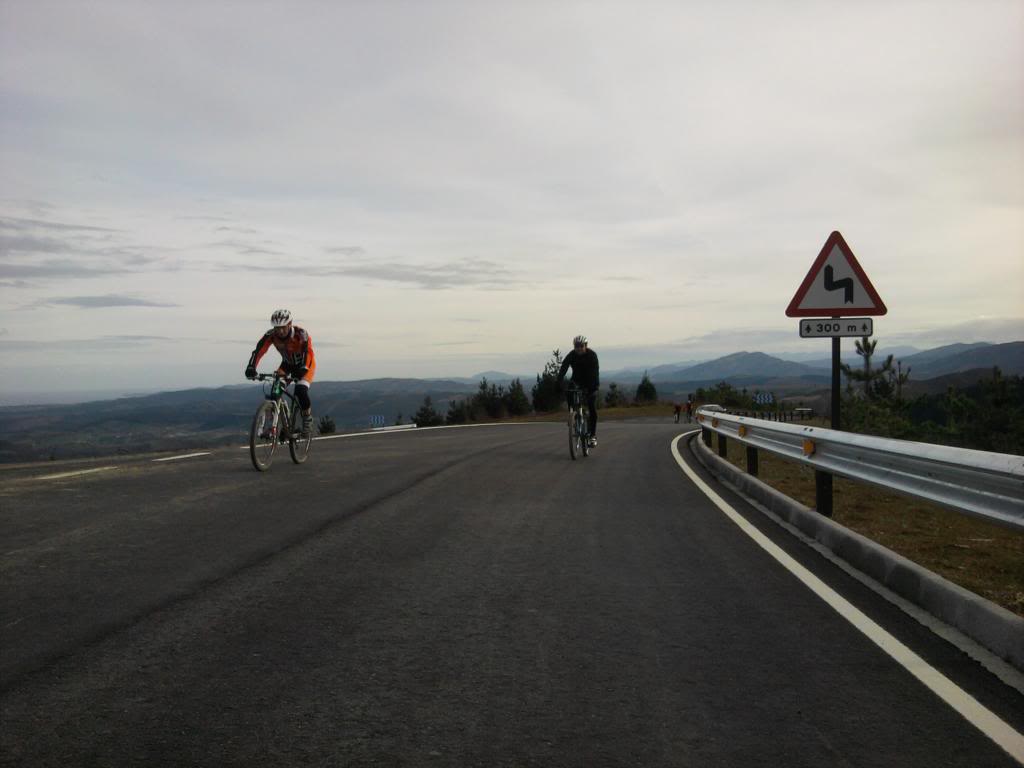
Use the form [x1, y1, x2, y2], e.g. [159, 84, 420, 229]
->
[1, 421, 1022, 767]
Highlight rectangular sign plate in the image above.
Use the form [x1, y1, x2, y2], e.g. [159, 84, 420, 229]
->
[799, 318, 873, 338]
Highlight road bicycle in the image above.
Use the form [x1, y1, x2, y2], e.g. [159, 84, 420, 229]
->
[566, 384, 591, 461]
[248, 372, 312, 471]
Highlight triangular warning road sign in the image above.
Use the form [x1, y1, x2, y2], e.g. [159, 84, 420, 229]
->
[785, 231, 887, 317]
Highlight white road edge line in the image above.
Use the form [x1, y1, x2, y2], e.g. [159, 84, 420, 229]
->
[670, 433, 1024, 765]
[152, 452, 211, 462]
[239, 421, 548, 448]
[33, 466, 118, 481]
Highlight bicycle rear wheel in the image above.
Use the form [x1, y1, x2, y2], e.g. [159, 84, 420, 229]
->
[289, 407, 312, 464]
[250, 401, 278, 471]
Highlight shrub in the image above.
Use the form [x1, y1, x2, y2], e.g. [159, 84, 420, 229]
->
[604, 382, 629, 408]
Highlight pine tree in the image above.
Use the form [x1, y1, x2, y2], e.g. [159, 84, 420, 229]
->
[446, 398, 471, 424]
[635, 371, 657, 403]
[413, 396, 444, 427]
[841, 336, 893, 399]
[532, 349, 564, 412]
[504, 378, 532, 416]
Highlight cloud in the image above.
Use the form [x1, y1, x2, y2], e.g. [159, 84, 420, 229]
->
[0, 216, 119, 234]
[212, 255, 526, 290]
[0, 216, 161, 277]
[331, 258, 524, 290]
[325, 246, 367, 257]
[207, 239, 285, 256]
[0, 232, 75, 255]
[0, 279, 34, 289]
[0, 334, 176, 350]
[215, 226, 259, 234]
[38, 294, 178, 309]
[0, 259, 126, 279]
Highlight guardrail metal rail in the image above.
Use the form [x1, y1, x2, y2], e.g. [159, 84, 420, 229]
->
[695, 407, 1024, 531]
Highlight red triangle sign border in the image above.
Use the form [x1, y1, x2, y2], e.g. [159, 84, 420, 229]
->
[785, 231, 888, 317]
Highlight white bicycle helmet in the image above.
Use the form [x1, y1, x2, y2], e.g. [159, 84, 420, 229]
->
[271, 308, 292, 327]
[573, 334, 588, 347]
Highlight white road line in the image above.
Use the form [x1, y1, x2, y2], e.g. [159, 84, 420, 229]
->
[240, 421, 548, 448]
[152, 452, 211, 462]
[32, 466, 118, 481]
[670, 434, 1024, 765]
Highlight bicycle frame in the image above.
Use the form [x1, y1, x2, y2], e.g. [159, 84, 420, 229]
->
[261, 373, 300, 442]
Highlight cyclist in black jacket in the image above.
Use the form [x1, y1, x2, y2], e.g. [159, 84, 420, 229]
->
[557, 335, 600, 447]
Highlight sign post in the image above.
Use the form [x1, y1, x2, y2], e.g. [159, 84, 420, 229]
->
[786, 231, 886, 515]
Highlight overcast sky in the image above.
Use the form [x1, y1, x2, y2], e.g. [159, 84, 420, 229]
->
[2, 0, 1022, 399]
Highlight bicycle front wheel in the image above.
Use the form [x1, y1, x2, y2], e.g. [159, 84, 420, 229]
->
[569, 412, 581, 460]
[250, 401, 278, 471]
[289, 407, 312, 464]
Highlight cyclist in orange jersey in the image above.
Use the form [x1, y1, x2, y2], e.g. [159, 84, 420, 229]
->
[245, 309, 317, 435]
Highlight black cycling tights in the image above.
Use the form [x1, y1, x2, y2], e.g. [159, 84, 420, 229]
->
[295, 382, 311, 412]
[586, 389, 598, 436]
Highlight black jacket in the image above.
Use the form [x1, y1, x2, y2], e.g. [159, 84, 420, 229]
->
[557, 348, 599, 390]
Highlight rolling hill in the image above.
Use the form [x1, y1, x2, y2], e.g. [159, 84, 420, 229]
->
[3, 340, 1020, 463]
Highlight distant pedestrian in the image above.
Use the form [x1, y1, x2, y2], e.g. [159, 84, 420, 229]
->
[673, 403, 682, 423]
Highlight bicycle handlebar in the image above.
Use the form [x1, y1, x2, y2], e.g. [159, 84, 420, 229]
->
[254, 372, 293, 382]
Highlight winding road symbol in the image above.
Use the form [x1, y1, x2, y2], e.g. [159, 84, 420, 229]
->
[824, 265, 855, 304]
[785, 231, 887, 317]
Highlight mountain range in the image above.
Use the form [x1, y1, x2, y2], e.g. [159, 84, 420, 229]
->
[2, 341, 1020, 463]
[488, 341, 1024, 392]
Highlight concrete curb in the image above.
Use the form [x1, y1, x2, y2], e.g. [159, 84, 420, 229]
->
[691, 434, 1024, 671]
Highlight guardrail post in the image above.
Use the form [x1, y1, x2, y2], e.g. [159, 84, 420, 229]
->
[746, 446, 758, 476]
[717, 433, 728, 458]
[815, 471, 833, 517]
[702, 427, 712, 447]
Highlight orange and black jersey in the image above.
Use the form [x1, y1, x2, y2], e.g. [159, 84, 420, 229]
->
[248, 326, 317, 379]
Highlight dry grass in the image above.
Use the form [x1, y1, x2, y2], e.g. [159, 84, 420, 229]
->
[712, 436, 1024, 618]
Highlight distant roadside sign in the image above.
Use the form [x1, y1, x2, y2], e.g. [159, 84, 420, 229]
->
[786, 231, 887, 317]
[799, 317, 874, 338]
[754, 392, 774, 405]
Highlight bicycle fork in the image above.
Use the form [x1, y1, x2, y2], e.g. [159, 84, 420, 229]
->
[264, 402, 280, 438]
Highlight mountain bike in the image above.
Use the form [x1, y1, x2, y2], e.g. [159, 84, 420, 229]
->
[566, 384, 591, 460]
[249, 372, 312, 471]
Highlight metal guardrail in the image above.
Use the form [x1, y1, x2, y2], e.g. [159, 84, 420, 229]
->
[695, 407, 1024, 531]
